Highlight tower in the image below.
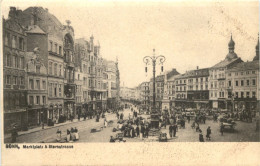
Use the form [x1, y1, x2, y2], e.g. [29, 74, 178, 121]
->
[226, 34, 238, 60]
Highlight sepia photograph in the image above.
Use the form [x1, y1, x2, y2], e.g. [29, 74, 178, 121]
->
[1, 0, 260, 165]
[1, 0, 259, 145]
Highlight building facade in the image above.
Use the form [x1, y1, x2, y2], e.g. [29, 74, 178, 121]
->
[209, 35, 243, 109]
[3, 10, 28, 132]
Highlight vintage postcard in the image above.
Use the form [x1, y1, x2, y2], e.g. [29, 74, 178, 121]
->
[1, 0, 259, 165]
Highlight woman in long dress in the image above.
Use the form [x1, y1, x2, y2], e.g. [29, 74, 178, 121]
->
[104, 118, 108, 128]
[66, 129, 70, 142]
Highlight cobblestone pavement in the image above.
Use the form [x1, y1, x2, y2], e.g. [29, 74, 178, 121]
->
[5, 107, 259, 143]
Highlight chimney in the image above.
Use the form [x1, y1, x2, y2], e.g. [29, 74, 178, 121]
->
[197, 66, 199, 70]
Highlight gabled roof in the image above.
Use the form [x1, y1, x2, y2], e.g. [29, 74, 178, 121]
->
[211, 57, 242, 69]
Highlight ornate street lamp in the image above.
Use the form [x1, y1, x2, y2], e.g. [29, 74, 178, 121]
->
[143, 49, 165, 132]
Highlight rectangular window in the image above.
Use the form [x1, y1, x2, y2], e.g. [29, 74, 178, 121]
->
[20, 57, 24, 69]
[205, 84, 208, 90]
[12, 35, 17, 48]
[252, 92, 256, 98]
[201, 85, 203, 90]
[13, 76, 17, 85]
[252, 79, 256, 86]
[29, 96, 34, 105]
[246, 92, 250, 98]
[36, 96, 40, 105]
[246, 71, 250, 75]
[54, 84, 57, 97]
[55, 44, 58, 53]
[42, 96, 46, 104]
[59, 65, 62, 76]
[219, 92, 221, 97]
[59, 46, 62, 55]
[42, 80, 46, 90]
[236, 81, 238, 86]
[241, 92, 244, 98]
[54, 63, 57, 76]
[29, 79, 34, 89]
[5, 32, 10, 46]
[246, 80, 249, 86]
[36, 80, 40, 89]
[20, 77, 24, 85]
[59, 85, 62, 97]
[235, 92, 238, 98]
[49, 62, 52, 75]
[49, 83, 53, 97]
[19, 37, 24, 50]
[252, 71, 255, 74]
[14, 55, 18, 68]
[241, 80, 244, 86]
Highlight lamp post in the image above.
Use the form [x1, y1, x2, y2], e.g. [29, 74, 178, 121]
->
[143, 49, 165, 130]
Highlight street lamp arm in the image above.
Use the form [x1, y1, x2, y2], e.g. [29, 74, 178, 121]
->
[143, 56, 153, 65]
[155, 55, 166, 65]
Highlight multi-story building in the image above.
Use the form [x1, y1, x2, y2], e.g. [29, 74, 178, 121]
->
[174, 74, 187, 108]
[74, 38, 90, 114]
[25, 24, 49, 125]
[140, 82, 150, 110]
[3, 10, 27, 132]
[104, 60, 117, 110]
[186, 67, 210, 109]
[166, 68, 180, 108]
[74, 67, 83, 116]
[16, 7, 69, 121]
[226, 36, 259, 111]
[209, 35, 243, 109]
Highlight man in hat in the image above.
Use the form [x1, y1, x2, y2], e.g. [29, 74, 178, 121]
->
[220, 122, 224, 136]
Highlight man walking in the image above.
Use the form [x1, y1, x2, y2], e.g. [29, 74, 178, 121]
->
[169, 125, 173, 138]
[11, 126, 18, 143]
[173, 123, 177, 137]
[220, 123, 224, 136]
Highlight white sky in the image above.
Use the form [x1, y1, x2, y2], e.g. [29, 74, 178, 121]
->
[1, 0, 259, 88]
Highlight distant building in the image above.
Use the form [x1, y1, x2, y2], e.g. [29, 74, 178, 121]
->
[226, 36, 259, 111]
[209, 35, 243, 109]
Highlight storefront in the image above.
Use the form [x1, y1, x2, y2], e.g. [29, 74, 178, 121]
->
[4, 109, 27, 133]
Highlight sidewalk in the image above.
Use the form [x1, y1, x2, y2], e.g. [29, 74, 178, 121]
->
[4, 112, 114, 140]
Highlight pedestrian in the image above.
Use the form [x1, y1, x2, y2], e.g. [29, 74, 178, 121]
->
[203, 115, 206, 124]
[187, 116, 190, 123]
[173, 123, 177, 137]
[75, 127, 79, 140]
[220, 123, 224, 136]
[199, 131, 204, 142]
[206, 126, 211, 140]
[78, 113, 81, 121]
[169, 125, 173, 138]
[110, 136, 115, 143]
[191, 121, 195, 129]
[132, 127, 136, 138]
[56, 129, 62, 142]
[136, 125, 140, 137]
[11, 126, 18, 143]
[104, 118, 108, 128]
[66, 129, 71, 142]
[140, 125, 145, 139]
[196, 123, 200, 132]
[145, 125, 149, 138]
